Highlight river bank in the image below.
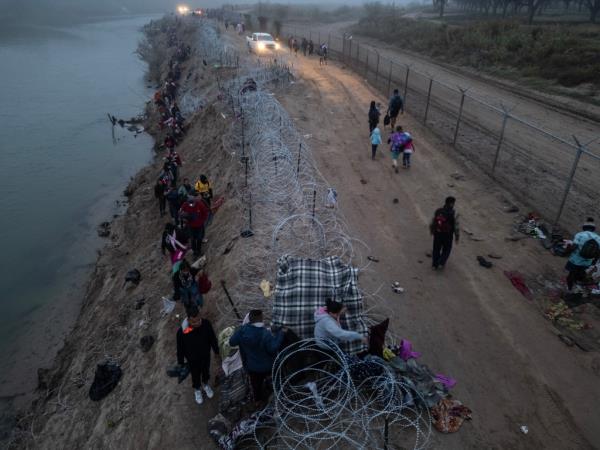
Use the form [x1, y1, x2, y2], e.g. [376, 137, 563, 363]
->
[5, 15, 244, 449]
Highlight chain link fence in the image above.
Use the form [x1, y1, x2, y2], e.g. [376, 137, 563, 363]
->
[278, 23, 600, 234]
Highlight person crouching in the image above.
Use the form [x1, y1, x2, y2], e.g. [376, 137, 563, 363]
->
[176, 305, 219, 405]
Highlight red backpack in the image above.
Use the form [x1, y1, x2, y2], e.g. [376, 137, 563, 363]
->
[433, 209, 454, 234]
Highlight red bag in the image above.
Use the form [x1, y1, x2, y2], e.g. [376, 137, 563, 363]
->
[197, 273, 212, 294]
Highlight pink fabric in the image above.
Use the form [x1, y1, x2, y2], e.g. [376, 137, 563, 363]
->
[434, 374, 457, 389]
[399, 339, 421, 361]
[170, 249, 185, 264]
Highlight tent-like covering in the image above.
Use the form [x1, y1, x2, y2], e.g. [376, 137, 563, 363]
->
[272, 255, 368, 354]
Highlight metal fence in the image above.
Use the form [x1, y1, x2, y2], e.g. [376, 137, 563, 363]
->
[277, 23, 600, 234]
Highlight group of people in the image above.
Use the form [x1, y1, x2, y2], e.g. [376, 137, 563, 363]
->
[288, 36, 328, 65]
[368, 89, 413, 172]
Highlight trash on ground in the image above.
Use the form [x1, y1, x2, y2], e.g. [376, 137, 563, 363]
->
[124, 269, 141, 286]
[392, 282, 405, 294]
[504, 271, 533, 300]
[140, 335, 155, 352]
[431, 398, 472, 433]
[367, 256, 379, 262]
[161, 296, 176, 315]
[520, 425, 529, 434]
[260, 280, 272, 298]
[477, 256, 493, 268]
[89, 362, 122, 401]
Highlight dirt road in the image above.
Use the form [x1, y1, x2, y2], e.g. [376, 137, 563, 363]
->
[278, 22, 600, 235]
[226, 30, 600, 448]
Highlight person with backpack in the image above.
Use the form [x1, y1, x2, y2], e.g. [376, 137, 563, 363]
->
[387, 89, 404, 130]
[229, 309, 284, 406]
[370, 125, 382, 160]
[319, 43, 328, 66]
[172, 259, 203, 307]
[176, 305, 219, 405]
[179, 196, 210, 257]
[398, 127, 415, 169]
[388, 126, 404, 173]
[368, 101, 380, 133]
[430, 197, 460, 270]
[565, 218, 600, 290]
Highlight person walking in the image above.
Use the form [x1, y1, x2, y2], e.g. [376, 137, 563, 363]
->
[387, 89, 404, 130]
[179, 197, 210, 257]
[308, 40, 314, 55]
[368, 101, 380, 133]
[229, 310, 284, 406]
[398, 127, 415, 169]
[430, 197, 460, 270]
[319, 43, 328, 66]
[370, 125, 382, 160]
[388, 126, 403, 173]
[154, 179, 167, 217]
[176, 305, 219, 405]
[565, 218, 600, 290]
[172, 259, 203, 307]
[301, 38, 308, 56]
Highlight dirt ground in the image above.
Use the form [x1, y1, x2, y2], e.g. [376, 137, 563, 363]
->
[10, 19, 600, 450]
[225, 28, 600, 448]
[279, 21, 600, 235]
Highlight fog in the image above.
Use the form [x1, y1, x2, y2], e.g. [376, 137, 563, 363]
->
[0, 0, 186, 25]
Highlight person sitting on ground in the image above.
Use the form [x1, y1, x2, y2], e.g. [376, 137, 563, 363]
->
[387, 89, 404, 130]
[314, 298, 366, 350]
[229, 310, 284, 406]
[368, 100, 380, 133]
[176, 305, 219, 406]
[565, 217, 600, 290]
[172, 259, 203, 308]
[194, 175, 213, 206]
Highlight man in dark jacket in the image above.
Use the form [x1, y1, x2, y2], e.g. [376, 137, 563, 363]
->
[430, 196, 460, 270]
[387, 89, 404, 130]
[229, 310, 284, 405]
[176, 305, 219, 405]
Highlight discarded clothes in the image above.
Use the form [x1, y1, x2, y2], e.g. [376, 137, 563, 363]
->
[504, 271, 533, 300]
[89, 362, 122, 401]
[431, 397, 472, 433]
[218, 367, 249, 414]
[212, 406, 275, 450]
[388, 356, 448, 408]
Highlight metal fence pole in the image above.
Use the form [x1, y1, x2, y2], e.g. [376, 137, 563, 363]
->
[365, 50, 369, 77]
[328, 33, 330, 48]
[423, 78, 433, 124]
[348, 39, 352, 66]
[492, 111, 510, 175]
[453, 89, 467, 146]
[318, 31, 321, 46]
[387, 61, 393, 97]
[554, 137, 584, 226]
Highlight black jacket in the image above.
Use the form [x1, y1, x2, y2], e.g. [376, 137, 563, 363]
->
[176, 318, 219, 365]
[368, 107, 380, 124]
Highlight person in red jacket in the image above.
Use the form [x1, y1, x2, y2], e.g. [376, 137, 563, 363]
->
[179, 197, 209, 257]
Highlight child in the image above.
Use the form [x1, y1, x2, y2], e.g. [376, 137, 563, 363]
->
[370, 125, 382, 160]
[400, 129, 415, 168]
[388, 126, 403, 173]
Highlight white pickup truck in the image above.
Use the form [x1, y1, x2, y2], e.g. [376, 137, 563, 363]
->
[246, 32, 280, 53]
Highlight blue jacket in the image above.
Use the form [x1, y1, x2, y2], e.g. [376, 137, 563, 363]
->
[229, 324, 284, 373]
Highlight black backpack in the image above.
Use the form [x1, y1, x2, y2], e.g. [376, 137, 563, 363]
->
[580, 238, 600, 259]
[433, 208, 454, 234]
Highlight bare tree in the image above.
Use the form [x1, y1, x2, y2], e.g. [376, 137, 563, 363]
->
[585, 0, 600, 21]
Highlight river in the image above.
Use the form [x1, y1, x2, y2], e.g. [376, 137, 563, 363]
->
[0, 16, 155, 407]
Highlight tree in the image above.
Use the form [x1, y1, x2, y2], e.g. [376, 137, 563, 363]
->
[433, 0, 449, 17]
[273, 20, 282, 38]
[585, 0, 600, 22]
[526, 0, 546, 23]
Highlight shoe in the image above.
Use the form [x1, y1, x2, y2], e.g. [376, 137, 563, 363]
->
[203, 384, 214, 399]
[395, 167, 399, 174]
[194, 389, 203, 405]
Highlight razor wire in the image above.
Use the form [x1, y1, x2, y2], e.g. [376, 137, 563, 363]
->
[243, 339, 431, 449]
[190, 19, 431, 450]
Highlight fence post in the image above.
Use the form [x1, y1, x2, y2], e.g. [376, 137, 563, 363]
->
[492, 110, 510, 175]
[357, 43, 360, 68]
[297, 143, 302, 175]
[423, 78, 433, 124]
[348, 39, 352, 66]
[365, 50, 369, 78]
[403, 66, 410, 106]
[453, 88, 467, 147]
[554, 137, 584, 227]
[318, 31, 321, 46]
[387, 61, 393, 97]
[328, 33, 330, 48]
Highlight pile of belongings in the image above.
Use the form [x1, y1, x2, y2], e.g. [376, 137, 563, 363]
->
[431, 398, 472, 433]
[89, 362, 122, 401]
[544, 301, 586, 330]
[272, 255, 368, 354]
[515, 214, 571, 256]
[239, 78, 257, 95]
[216, 326, 250, 420]
[208, 407, 275, 450]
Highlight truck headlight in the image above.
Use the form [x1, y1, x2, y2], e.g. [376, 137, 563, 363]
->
[275, 42, 280, 50]
[257, 42, 265, 51]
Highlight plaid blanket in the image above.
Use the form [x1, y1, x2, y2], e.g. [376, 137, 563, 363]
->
[272, 255, 367, 354]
